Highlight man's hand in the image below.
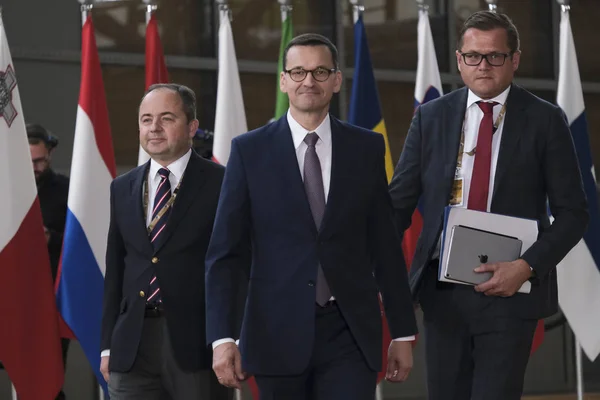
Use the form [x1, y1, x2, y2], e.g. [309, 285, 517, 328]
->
[212, 342, 246, 389]
[100, 356, 110, 383]
[386, 341, 413, 383]
[474, 259, 532, 297]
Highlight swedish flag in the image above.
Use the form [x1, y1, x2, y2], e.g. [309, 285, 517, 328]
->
[348, 16, 394, 181]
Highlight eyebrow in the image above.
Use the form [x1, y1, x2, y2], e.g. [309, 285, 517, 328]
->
[140, 111, 178, 119]
[287, 65, 332, 70]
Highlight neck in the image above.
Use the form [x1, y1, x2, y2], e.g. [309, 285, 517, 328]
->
[153, 148, 190, 168]
[289, 107, 329, 132]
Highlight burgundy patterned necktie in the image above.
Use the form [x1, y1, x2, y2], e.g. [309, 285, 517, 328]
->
[467, 101, 497, 211]
[147, 167, 172, 304]
[303, 132, 332, 306]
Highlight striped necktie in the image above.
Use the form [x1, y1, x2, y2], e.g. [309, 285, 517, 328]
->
[147, 167, 172, 304]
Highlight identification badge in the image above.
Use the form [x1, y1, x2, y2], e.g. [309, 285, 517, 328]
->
[449, 178, 464, 207]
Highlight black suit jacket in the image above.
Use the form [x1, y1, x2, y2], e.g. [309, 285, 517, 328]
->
[205, 115, 417, 376]
[389, 84, 589, 319]
[37, 169, 69, 281]
[102, 151, 225, 373]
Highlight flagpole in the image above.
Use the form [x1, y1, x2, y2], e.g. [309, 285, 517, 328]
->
[137, 0, 158, 165]
[349, 0, 364, 25]
[484, 0, 498, 13]
[278, 0, 292, 25]
[214, 0, 242, 393]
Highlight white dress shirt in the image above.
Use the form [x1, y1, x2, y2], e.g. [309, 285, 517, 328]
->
[432, 86, 511, 259]
[101, 149, 192, 358]
[212, 112, 413, 350]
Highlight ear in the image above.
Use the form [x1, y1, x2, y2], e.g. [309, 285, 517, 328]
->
[332, 70, 343, 94]
[511, 50, 521, 72]
[455, 50, 462, 72]
[280, 71, 288, 94]
[188, 119, 200, 139]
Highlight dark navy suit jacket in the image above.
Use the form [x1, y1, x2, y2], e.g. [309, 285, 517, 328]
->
[205, 115, 417, 376]
[102, 151, 224, 372]
[389, 84, 589, 319]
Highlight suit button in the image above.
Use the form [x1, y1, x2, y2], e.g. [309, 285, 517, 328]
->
[151, 257, 159, 264]
[139, 291, 145, 298]
[308, 281, 315, 287]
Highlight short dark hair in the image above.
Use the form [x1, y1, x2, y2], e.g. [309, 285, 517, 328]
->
[26, 123, 59, 149]
[140, 83, 197, 122]
[283, 33, 339, 71]
[458, 11, 520, 54]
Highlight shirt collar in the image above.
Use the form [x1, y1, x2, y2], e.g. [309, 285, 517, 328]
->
[148, 148, 192, 182]
[287, 110, 331, 150]
[466, 85, 511, 109]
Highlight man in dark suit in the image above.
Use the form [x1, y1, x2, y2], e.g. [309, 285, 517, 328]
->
[205, 33, 417, 400]
[100, 83, 231, 399]
[390, 11, 588, 400]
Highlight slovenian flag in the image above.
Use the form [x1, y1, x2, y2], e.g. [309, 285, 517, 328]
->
[55, 16, 116, 393]
[402, 7, 443, 268]
[555, 8, 600, 361]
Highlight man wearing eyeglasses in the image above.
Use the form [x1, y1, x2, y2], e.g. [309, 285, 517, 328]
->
[390, 10, 588, 400]
[27, 123, 70, 400]
[206, 33, 417, 399]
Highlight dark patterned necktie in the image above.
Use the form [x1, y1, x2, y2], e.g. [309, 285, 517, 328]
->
[147, 167, 172, 304]
[468, 101, 497, 211]
[303, 132, 332, 306]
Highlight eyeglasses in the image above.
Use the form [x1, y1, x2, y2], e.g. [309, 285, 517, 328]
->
[284, 67, 337, 82]
[459, 52, 512, 67]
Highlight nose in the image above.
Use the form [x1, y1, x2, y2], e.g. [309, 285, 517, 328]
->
[150, 119, 162, 131]
[302, 72, 316, 86]
[478, 58, 493, 70]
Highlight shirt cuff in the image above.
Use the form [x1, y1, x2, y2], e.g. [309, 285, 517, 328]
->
[392, 336, 416, 342]
[212, 338, 236, 350]
[101, 349, 110, 357]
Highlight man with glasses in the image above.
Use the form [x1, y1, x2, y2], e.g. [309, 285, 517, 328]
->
[206, 33, 417, 399]
[27, 123, 70, 400]
[390, 11, 588, 400]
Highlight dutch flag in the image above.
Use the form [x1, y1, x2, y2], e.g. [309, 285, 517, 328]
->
[55, 16, 116, 392]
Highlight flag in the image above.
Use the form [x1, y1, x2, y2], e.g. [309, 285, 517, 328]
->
[348, 16, 393, 181]
[55, 16, 116, 393]
[212, 12, 247, 166]
[555, 10, 600, 361]
[274, 11, 293, 119]
[0, 16, 64, 400]
[403, 8, 443, 268]
[347, 15, 394, 384]
[138, 13, 169, 166]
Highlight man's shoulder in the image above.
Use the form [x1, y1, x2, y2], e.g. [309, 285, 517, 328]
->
[112, 164, 145, 188]
[512, 84, 561, 113]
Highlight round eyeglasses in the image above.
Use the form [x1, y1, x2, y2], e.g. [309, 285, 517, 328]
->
[459, 52, 512, 67]
[284, 67, 337, 82]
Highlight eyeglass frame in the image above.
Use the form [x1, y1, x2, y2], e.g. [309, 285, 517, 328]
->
[283, 67, 338, 82]
[458, 51, 514, 67]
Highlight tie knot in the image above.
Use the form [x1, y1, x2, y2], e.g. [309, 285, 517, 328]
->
[158, 168, 170, 179]
[477, 101, 497, 115]
[304, 132, 319, 147]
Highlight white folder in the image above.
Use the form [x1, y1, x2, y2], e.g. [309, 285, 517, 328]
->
[438, 206, 537, 294]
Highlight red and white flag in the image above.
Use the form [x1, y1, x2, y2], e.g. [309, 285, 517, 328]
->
[138, 13, 169, 166]
[0, 15, 64, 400]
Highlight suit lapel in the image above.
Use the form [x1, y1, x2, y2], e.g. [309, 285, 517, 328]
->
[442, 88, 468, 200]
[272, 117, 318, 235]
[492, 84, 526, 201]
[130, 162, 153, 254]
[152, 152, 207, 253]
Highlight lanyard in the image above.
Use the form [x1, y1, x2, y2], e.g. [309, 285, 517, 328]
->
[144, 172, 184, 233]
[456, 102, 507, 175]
